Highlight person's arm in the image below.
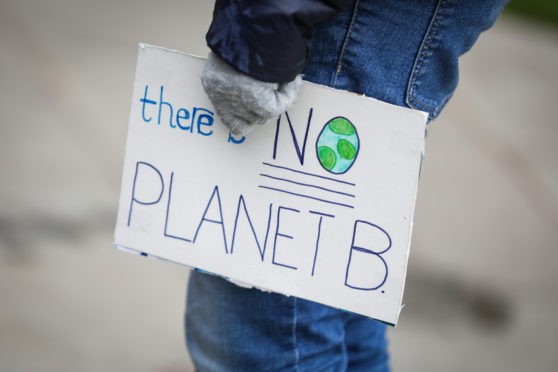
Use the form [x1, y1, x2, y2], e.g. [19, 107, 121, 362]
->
[201, 0, 352, 135]
[207, 0, 352, 83]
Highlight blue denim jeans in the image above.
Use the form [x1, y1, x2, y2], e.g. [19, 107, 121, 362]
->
[186, 1, 507, 371]
[305, 0, 508, 120]
[187, 272, 389, 371]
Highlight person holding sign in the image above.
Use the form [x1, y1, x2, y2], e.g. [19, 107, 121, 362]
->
[186, 0, 508, 370]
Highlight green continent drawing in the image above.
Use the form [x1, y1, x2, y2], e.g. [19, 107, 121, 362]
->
[318, 146, 337, 170]
[337, 139, 356, 160]
[328, 118, 356, 135]
[316, 117, 359, 174]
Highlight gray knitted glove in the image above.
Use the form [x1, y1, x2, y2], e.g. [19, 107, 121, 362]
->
[201, 52, 302, 136]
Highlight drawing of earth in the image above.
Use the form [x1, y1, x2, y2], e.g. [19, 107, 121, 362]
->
[316, 117, 359, 174]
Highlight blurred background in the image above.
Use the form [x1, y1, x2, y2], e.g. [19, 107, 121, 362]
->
[1, 0, 557, 371]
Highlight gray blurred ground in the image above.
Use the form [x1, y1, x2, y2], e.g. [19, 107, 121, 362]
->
[0, 1, 557, 371]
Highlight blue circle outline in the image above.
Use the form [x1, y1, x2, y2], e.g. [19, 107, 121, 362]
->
[315, 116, 360, 175]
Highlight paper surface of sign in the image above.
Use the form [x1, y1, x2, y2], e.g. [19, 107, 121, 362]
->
[115, 44, 428, 325]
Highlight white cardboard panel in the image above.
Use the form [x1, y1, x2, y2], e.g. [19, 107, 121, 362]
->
[114, 44, 428, 325]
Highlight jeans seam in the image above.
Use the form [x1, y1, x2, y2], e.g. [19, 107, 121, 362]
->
[405, 0, 448, 115]
[292, 297, 300, 372]
[332, 0, 360, 87]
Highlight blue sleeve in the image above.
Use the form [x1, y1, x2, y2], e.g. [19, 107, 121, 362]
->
[206, 0, 353, 83]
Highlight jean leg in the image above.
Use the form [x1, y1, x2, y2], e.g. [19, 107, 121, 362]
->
[186, 271, 357, 371]
[344, 316, 389, 372]
[293, 298, 349, 371]
[186, 271, 299, 371]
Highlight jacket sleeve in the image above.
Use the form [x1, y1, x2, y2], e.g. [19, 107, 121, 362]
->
[206, 0, 353, 83]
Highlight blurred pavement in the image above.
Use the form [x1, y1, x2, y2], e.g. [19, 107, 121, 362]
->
[0, 1, 557, 371]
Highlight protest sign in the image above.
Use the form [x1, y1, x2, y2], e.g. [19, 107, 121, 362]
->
[115, 44, 428, 325]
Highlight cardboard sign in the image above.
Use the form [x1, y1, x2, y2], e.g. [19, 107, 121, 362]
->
[115, 44, 427, 325]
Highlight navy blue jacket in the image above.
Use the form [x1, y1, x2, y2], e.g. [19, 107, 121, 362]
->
[206, 0, 353, 83]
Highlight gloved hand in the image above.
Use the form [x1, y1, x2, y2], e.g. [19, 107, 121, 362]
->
[201, 52, 302, 136]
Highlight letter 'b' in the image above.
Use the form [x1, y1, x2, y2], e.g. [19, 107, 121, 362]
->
[345, 220, 392, 291]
